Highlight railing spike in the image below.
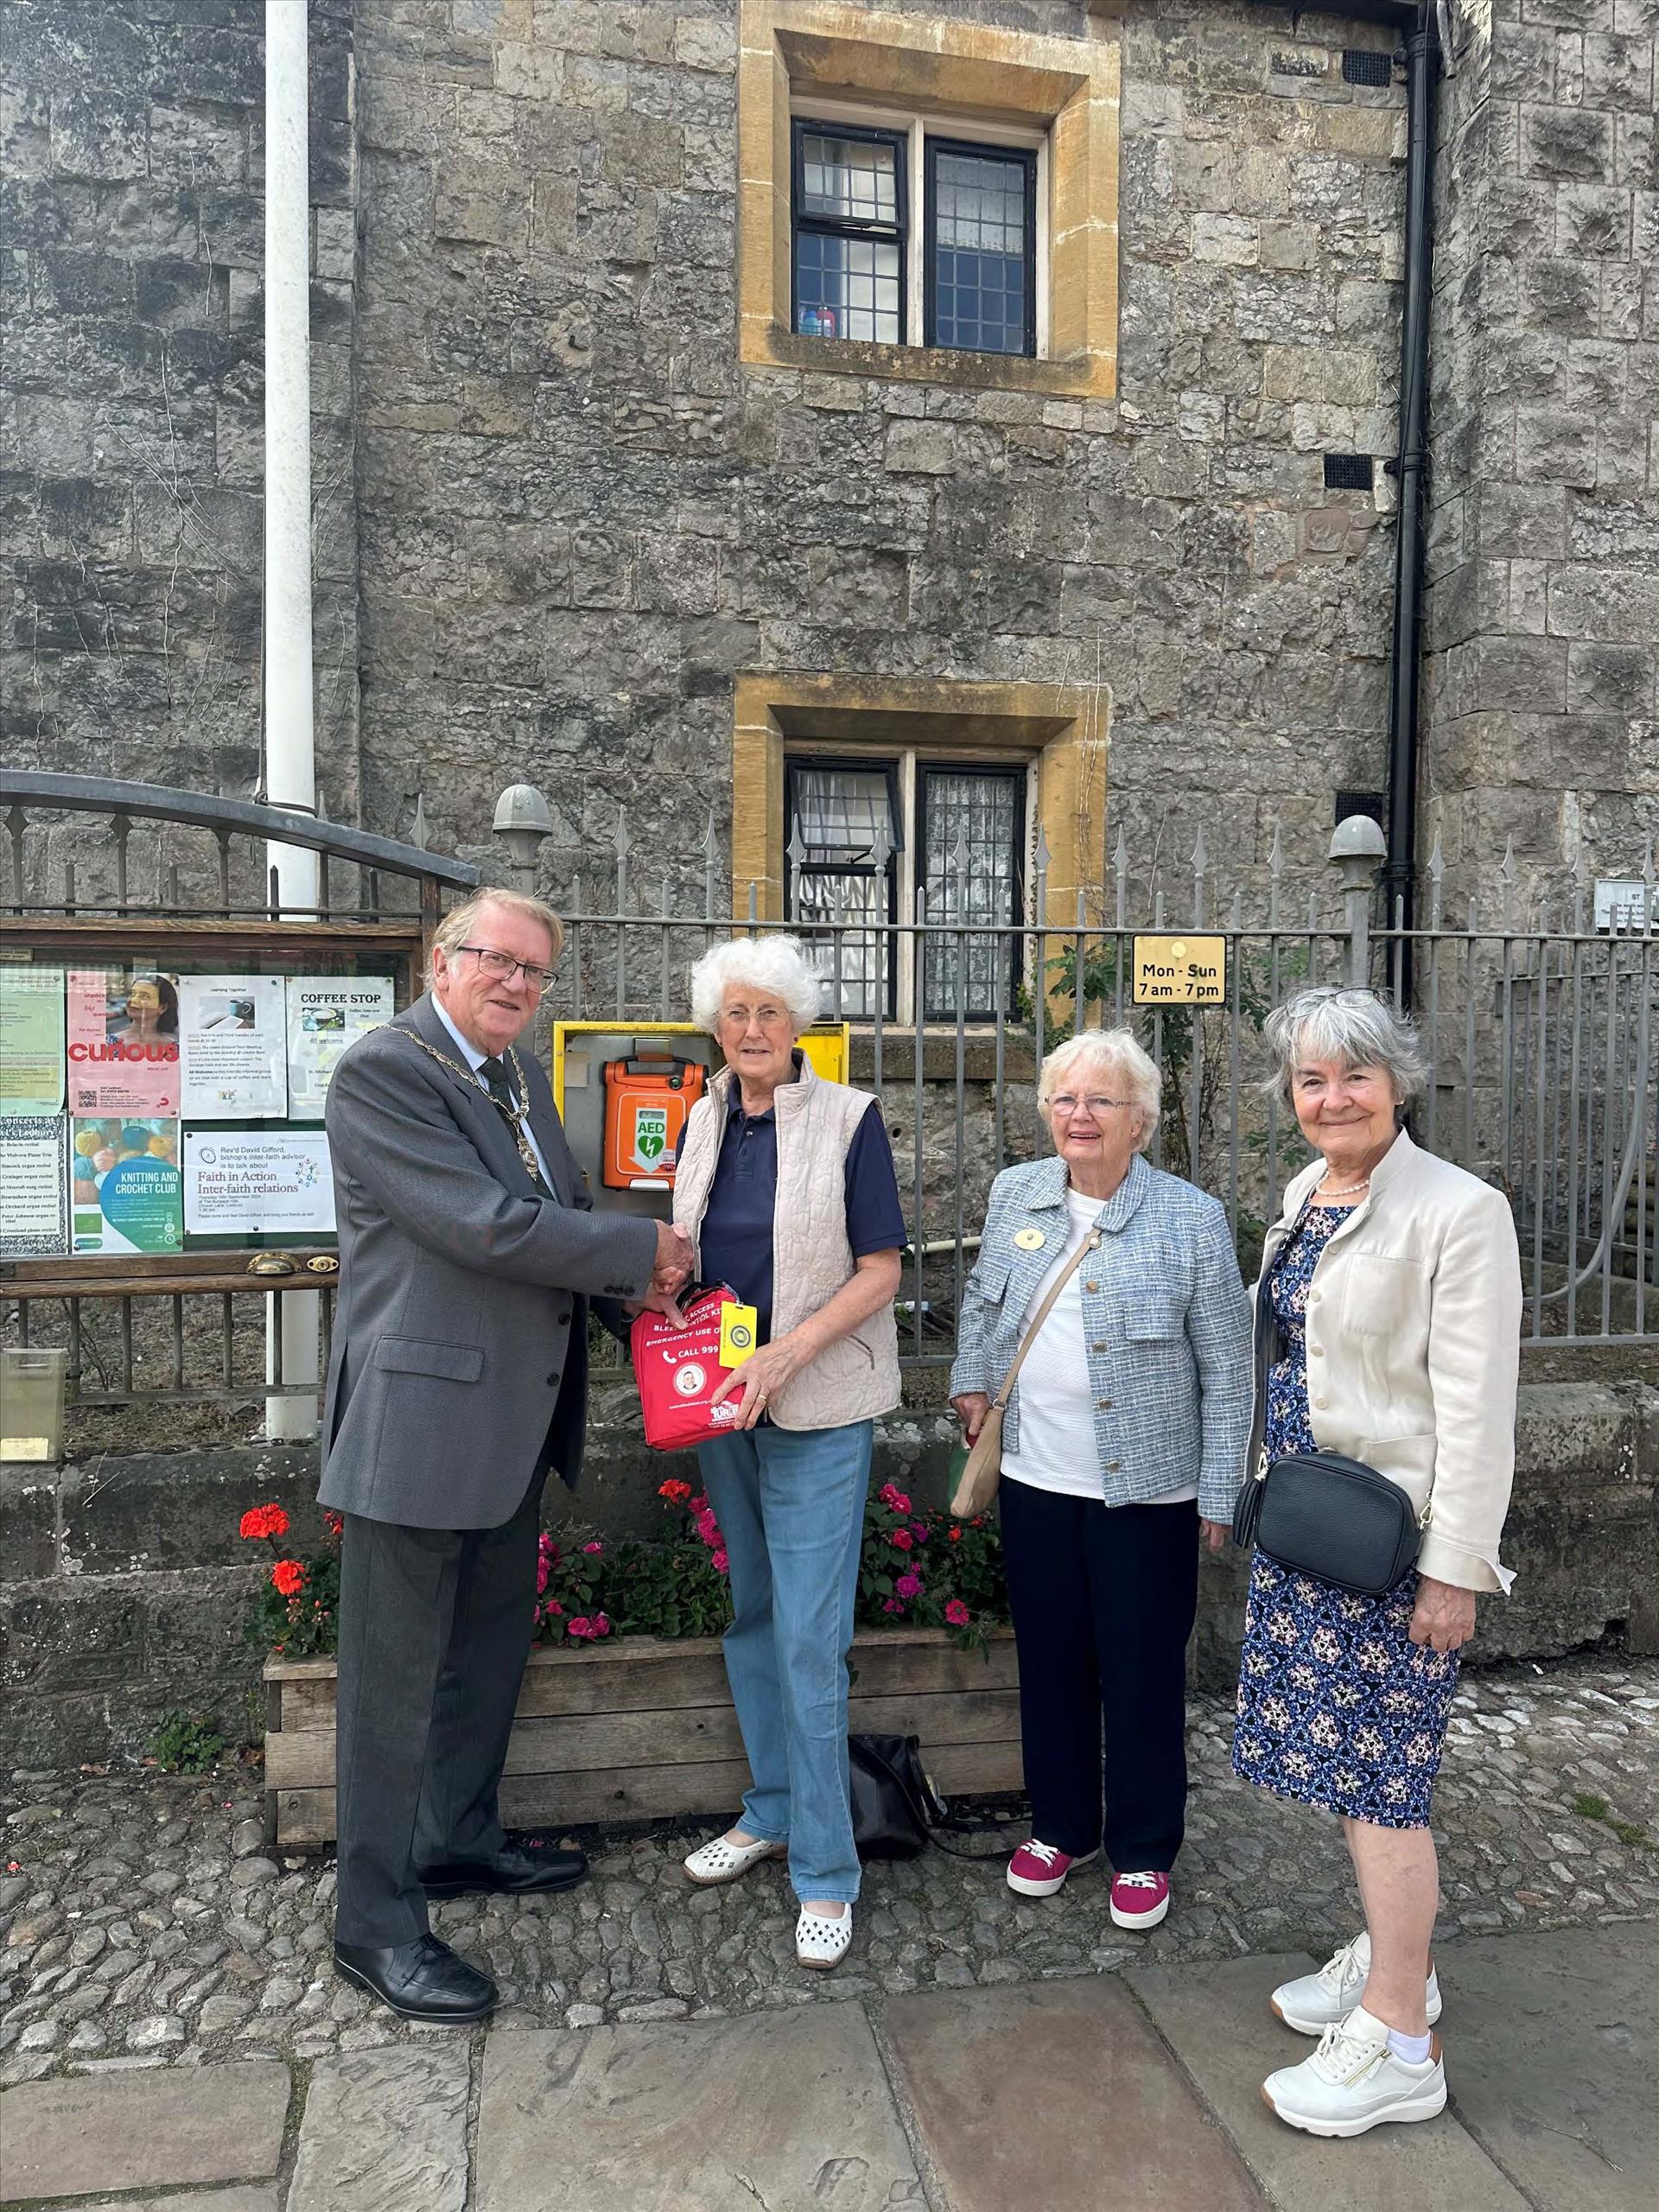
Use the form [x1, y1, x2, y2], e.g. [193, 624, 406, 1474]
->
[410, 792, 428, 851]
[1427, 831, 1444, 882]
[785, 815, 806, 870]
[1033, 821, 1052, 878]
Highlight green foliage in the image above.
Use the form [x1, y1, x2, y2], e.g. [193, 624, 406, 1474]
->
[149, 1709, 224, 1774]
[244, 1530, 341, 1659]
[855, 1480, 1007, 1650]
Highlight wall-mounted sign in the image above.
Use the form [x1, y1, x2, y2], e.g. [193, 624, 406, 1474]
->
[1593, 880, 1658, 933]
[1131, 934, 1227, 1006]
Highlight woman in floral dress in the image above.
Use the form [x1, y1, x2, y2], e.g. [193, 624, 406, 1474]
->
[1232, 988, 1521, 2140]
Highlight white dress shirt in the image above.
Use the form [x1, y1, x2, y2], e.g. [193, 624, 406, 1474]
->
[433, 995, 554, 1192]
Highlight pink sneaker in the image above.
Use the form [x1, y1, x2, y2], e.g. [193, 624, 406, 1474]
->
[1109, 1870, 1171, 1928]
[1007, 1839, 1099, 1897]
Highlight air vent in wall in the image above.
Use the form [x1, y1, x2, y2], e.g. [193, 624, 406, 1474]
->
[1335, 791, 1386, 831]
[1324, 453, 1376, 492]
[1342, 48, 1395, 87]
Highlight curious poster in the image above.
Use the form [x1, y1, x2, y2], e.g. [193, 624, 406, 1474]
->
[65, 969, 182, 1116]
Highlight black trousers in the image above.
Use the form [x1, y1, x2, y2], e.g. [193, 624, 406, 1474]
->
[999, 1479, 1199, 1872]
[334, 1469, 546, 1947]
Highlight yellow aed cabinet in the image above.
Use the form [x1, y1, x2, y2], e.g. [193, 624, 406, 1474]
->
[550, 1020, 851, 1218]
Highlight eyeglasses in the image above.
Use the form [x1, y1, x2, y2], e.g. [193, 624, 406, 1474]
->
[719, 1004, 792, 1030]
[1049, 1095, 1133, 1118]
[454, 944, 556, 995]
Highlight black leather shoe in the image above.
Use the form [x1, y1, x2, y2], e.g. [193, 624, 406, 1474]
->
[418, 1843, 588, 1899]
[333, 1934, 498, 2022]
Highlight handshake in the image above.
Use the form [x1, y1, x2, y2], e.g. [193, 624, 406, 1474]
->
[638, 1220, 696, 1327]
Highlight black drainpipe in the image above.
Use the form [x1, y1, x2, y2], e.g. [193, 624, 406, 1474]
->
[1382, 3, 1441, 1006]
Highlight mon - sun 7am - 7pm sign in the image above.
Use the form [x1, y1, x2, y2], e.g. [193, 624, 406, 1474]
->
[1131, 935, 1228, 1006]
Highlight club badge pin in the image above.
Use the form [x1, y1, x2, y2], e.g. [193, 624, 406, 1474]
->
[1013, 1227, 1046, 1250]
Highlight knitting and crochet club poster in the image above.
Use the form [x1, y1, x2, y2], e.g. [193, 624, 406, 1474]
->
[65, 969, 182, 1116]
[69, 1117, 182, 1255]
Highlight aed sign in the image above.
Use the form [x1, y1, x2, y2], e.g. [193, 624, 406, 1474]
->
[1132, 934, 1227, 1006]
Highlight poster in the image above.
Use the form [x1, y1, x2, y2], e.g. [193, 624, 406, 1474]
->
[0, 1116, 69, 1258]
[0, 966, 66, 1116]
[286, 976, 395, 1118]
[183, 1129, 336, 1236]
[66, 969, 181, 1116]
[178, 975, 288, 1119]
[69, 1116, 182, 1255]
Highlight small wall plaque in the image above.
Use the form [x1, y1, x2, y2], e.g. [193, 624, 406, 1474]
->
[1131, 935, 1227, 1006]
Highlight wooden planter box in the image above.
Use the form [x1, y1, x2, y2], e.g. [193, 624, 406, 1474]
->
[264, 1626, 1022, 1848]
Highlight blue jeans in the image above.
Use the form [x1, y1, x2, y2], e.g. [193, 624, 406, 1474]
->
[697, 1419, 873, 1904]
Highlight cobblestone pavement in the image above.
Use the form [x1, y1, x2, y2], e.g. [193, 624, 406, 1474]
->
[3, 1656, 1656, 2090]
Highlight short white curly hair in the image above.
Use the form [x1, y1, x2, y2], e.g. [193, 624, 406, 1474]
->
[689, 934, 822, 1037]
[1037, 1028, 1162, 1154]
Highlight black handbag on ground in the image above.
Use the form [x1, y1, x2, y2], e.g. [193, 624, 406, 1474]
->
[849, 1732, 947, 1859]
[1233, 1447, 1426, 1597]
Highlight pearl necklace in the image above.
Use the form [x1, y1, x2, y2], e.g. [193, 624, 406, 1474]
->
[1314, 1175, 1370, 1201]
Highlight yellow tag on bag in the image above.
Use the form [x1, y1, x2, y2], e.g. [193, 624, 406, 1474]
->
[719, 1302, 760, 1368]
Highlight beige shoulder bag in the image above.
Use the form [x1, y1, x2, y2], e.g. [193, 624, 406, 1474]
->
[950, 1228, 1103, 1517]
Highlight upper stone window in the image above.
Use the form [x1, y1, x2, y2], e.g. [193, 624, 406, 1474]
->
[790, 115, 1039, 360]
[739, 0, 1119, 399]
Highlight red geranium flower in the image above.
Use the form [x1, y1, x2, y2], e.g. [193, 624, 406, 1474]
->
[945, 1599, 971, 1627]
[270, 1559, 306, 1598]
[658, 1478, 694, 1503]
[239, 1503, 290, 1541]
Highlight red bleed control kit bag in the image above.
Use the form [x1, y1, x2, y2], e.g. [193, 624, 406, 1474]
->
[631, 1286, 745, 1452]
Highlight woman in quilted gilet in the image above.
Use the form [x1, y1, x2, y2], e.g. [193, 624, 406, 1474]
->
[671, 934, 906, 1971]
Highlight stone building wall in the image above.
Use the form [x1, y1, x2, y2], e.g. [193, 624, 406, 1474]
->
[1423, 0, 1659, 919]
[0, 0, 361, 895]
[352, 0, 1412, 914]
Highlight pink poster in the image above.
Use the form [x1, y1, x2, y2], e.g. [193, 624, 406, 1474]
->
[65, 969, 182, 1116]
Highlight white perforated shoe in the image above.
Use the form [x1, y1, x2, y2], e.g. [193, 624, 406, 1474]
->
[683, 1830, 787, 1886]
[795, 1904, 854, 1970]
[1271, 1930, 1442, 2037]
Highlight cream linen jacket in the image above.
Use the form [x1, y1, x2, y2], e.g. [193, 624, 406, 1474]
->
[673, 1056, 902, 1432]
[1255, 1128, 1522, 1594]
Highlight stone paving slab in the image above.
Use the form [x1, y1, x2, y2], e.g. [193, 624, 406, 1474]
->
[1127, 1951, 1528, 2212]
[1434, 1922, 1659, 2212]
[64, 2194, 280, 2212]
[882, 1977, 1263, 2211]
[0, 2057, 290, 2203]
[286, 2044, 473, 2212]
[475, 2005, 922, 2211]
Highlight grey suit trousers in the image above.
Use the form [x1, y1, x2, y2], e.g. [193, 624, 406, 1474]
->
[333, 1467, 547, 1948]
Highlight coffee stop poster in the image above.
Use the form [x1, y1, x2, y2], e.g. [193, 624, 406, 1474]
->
[285, 977, 395, 1118]
[66, 969, 182, 1116]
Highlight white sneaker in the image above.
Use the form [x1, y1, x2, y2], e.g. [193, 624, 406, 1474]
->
[795, 1903, 854, 1970]
[1271, 1930, 1442, 2037]
[683, 1830, 786, 1886]
[1262, 2004, 1446, 2138]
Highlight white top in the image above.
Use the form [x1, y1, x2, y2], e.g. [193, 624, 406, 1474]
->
[433, 995, 554, 1190]
[1000, 1186, 1199, 1506]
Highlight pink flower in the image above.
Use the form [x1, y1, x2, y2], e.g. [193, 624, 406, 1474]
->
[895, 1572, 922, 1599]
[582, 1541, 604, 1555]
[593, 1613, 611, 1637]
[891, 1529, 914, 1551]
[567, 1616, 594, 1638]
[944, 1599, 971, 1627]
[711, 1548, 729, 1574]
[537, 1554, 550, 1594]
[882, 1598, 905, 1615]
[544, 1600, 564, 1618]
[879, 1484, 912, 1515]
[909, 1520, 929, 1542]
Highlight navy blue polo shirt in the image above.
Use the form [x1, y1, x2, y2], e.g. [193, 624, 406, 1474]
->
[698, 1078, 907, 1342]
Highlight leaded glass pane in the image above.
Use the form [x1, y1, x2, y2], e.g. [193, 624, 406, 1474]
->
[795, 232, 902, 343]
[930, 148, 1029, 357]
[799, 131, 899, 226]
[787, 767, 895, 1020]
[923, 771, 1020, 1018]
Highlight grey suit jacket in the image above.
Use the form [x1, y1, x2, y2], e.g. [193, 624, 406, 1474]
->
[318, 993, 657, 1529]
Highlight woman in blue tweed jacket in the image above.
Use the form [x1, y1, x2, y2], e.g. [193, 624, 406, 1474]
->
[951, 1027, 1252, 1929]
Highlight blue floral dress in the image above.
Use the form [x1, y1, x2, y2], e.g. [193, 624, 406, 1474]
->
[1230, 1202, 1459, 1829]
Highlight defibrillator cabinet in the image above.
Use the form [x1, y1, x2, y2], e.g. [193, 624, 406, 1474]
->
[601, 1054, 706, 1190]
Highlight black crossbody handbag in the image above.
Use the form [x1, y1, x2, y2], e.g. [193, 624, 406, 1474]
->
[1233, 1446, 1427, 1597]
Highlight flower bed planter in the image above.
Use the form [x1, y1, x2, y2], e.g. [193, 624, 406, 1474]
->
[263, 1625, 1021, 1848]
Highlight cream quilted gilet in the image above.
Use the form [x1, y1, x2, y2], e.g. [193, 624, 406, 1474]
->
[672, 1056, 902, 1431]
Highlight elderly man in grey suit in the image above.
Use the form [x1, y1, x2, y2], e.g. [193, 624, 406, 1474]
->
[320, 887, 690, 2022]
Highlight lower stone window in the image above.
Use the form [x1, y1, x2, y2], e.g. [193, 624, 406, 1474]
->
[784, 753, 1028, 1023]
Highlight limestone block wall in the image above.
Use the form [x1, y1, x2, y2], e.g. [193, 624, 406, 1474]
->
[0, 0, 362, 898]
[1423, 0, 1659, 918]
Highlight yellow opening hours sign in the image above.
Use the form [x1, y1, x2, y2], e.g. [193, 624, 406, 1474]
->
[1131, 934, 1227, 1006]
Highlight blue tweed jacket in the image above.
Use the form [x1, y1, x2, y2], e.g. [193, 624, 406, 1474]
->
[950, 1153, 1253, 1523]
